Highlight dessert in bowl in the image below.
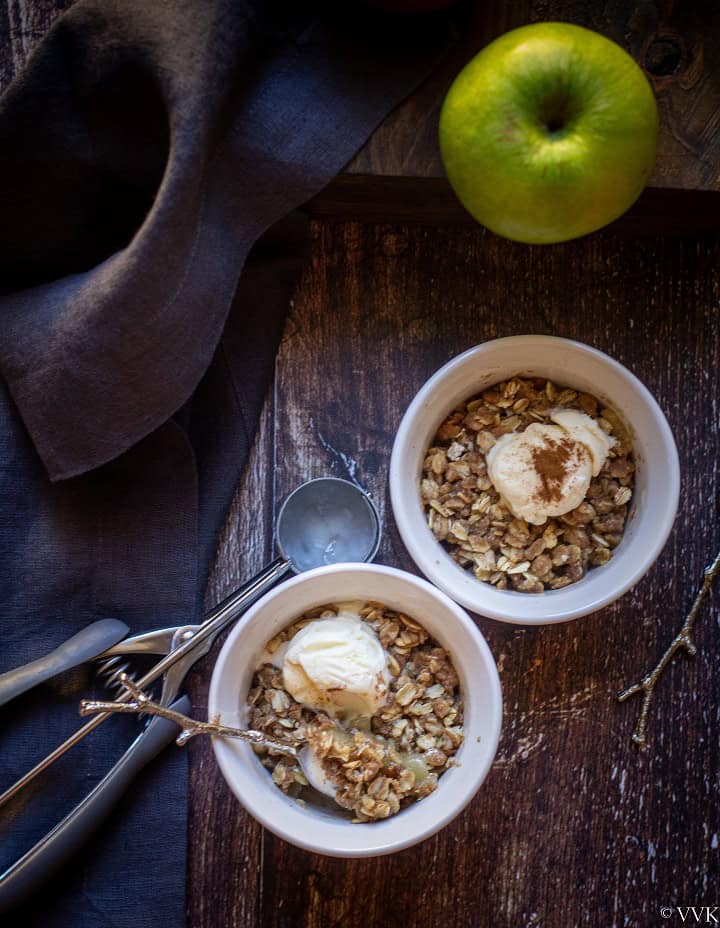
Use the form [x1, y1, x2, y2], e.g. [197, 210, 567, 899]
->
[390, 336, 679, 624]
[249, 599, 464, 822]
[208, 563, 502, 856]
[420, 375, 634, 594]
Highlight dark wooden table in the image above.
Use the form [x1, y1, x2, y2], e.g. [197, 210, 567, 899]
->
[2, 3, 719, 927]
[193, 223, 720, 928]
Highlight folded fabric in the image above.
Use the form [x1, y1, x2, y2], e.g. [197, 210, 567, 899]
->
[0, 1, 451, 925]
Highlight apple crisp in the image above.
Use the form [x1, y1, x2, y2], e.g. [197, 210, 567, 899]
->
[247, 602, 464, 822]
[420, 376, 635, 593]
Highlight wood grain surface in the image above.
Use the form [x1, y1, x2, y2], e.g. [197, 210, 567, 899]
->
[346, 0, 720, 194]
[193, 222, 720, 928]
[1, 3, 719, 927]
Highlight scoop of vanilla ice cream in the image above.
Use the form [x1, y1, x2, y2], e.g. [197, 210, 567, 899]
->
[282, 613, 389, 718]
[549, 408, 616, 476]
[486, 423, 593, 524]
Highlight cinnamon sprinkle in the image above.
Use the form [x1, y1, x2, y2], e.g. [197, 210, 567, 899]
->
[531, 437, 581, 504]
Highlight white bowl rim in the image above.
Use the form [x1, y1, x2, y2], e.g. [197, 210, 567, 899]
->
[390, 334, 680, 625]
[208, 562, 503, 857]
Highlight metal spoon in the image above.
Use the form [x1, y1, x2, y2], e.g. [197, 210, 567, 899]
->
[80, 674, 340, 798]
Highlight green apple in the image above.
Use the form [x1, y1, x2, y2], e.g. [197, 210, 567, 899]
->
[439, 23, 659, 244]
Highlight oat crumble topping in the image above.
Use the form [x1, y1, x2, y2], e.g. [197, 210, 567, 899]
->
[247, 602, 464, 822]
[420, 376, 635, 593]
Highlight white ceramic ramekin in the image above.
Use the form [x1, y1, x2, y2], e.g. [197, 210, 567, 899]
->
[208, 563, 502, 857]
[390, 335, 680, 625]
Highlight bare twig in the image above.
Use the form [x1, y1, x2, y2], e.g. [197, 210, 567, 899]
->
[79, 673, 298, 756]
[618, 545, 720, 748]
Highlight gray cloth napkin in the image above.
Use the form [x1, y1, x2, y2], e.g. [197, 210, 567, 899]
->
[0, 0, 451, 924]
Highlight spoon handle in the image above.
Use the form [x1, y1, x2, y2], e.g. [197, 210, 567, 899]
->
[79, 673, 298, 756]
